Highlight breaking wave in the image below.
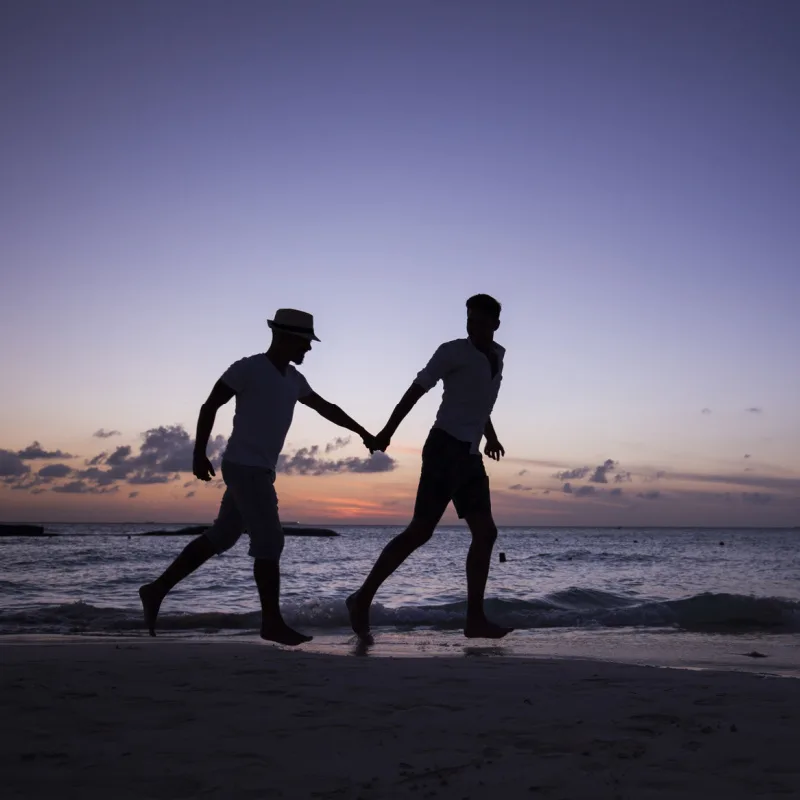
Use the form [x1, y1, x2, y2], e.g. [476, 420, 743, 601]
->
[1, 589, 799, 635]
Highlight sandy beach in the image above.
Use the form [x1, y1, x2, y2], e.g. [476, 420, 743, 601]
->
[2, 640, 799, 799]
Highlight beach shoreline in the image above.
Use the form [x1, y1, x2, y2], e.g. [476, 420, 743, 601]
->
[3, 640, 799, 799]
[3, 625, 798, 678]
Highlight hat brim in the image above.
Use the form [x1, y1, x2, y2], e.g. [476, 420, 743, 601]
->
[268, 320, 321, 342]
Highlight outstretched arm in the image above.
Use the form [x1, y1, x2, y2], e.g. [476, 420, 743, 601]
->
[483, 417, 505, 461]
[193, 379, 235, 480]
[373, 382, 427, 451]
[299, 392, 374, 450]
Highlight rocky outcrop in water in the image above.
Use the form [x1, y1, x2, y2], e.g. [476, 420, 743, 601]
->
[139, 524, 338, 537]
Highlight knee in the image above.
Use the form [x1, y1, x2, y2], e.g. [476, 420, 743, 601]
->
[473, 523, 498, 547]
[404, 519, 436, 548]
[194, 534, 221, 559]
[203, 524, 241, 556]
[247, 526, 284, 561]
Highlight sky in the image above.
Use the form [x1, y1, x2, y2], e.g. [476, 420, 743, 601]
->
[1, 0, 799, 526]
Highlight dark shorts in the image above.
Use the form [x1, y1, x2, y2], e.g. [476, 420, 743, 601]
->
[413, 427, 491, 521]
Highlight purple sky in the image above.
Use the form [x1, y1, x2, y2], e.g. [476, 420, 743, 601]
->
[2, 1, 799, 525]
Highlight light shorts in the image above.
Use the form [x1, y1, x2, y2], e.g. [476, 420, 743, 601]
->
[203, 460, 284, 561]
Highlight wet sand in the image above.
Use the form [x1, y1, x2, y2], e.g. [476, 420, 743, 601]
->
[2, 639, 799, 799]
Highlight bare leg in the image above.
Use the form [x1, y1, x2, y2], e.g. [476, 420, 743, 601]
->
[347, 517, 437, 639]
[463, 513, 513, 639]
[254, 559, 312, 646]
[138, 535, 216, 636]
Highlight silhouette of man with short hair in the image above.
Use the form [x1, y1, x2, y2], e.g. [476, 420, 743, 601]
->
[347, 294, 513, 641]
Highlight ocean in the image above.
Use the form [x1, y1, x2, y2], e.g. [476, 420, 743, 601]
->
[2, 524, 799, 675]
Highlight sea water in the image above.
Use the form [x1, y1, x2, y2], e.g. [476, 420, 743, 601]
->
[1, 525, 798, 675]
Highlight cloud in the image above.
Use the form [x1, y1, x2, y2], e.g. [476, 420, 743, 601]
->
[741, 492, 771, 505]
[744, 454, 751, 459]
[555, 459, 620, 487]
[614, 472, 632, 483]
[186, 491, 196, 498]
[93, 429, 121, 438]
[183, 481, 194, 488]
[574, 485, 596, 497]
[105, 445, 132, 467]
[0, 450, 31, 477]
[17, 441, 74, 459]
[6, 474, 49, 490]
[662, 471, 800, 494]
[31, 487, 47, 495]
[128, 472, 176, 485]
[76, 427, 227, 489]
[589, 459, 617, 484]
[508, 484, 533, 491]
[609, 488, 623, 497]
[518, 469, 529, 476]
[86, 452, 107, 466]
[325, 437, 351, 454]
[745, 407, 762, 414]
[52, 480, 118, 495]
[79, 467, 121, 487]
[701, 408, 712, 415]
[37, 463, 72, 478]
[641, 470, 667, 482]
[52, 481, 92, 494]
[555, 466, 590, 481]
[562, 482, 573, 494]
[277, 444, 397, 476]
[129, 491, 139, 498]
[637, 490, 661, 500]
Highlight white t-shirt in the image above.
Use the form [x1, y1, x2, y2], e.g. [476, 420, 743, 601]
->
[415, 338, 504, 453]
[221, 354, 312, 470]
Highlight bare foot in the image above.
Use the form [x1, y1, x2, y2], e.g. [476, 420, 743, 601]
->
[138, 583, 164, 637]
[260, 622, 312, 647]
[346, 591, 372, 641]
[464, 618, 514, 639]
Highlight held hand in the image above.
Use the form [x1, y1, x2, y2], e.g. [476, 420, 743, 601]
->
[484, 437, 505, 461]
[193, 451, 216, 481]
[373, 429, 392, 452]
[360, 432, 378, 454]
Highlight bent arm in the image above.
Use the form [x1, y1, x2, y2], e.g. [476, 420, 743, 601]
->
[381, 382, 427, 438]
[299, 392, 370, 439]
[195, 379, 235, 455]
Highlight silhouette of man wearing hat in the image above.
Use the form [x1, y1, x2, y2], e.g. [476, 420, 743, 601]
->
[140, 309, 375, 645]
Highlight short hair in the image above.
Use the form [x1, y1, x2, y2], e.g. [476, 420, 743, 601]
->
[466, 293, 502, 320]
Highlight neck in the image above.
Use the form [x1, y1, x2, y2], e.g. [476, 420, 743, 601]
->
[469, 335, 494, 354]
[265, 347, 291, 374]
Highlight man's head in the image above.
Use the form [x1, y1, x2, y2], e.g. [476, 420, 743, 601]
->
[267, 308, 319, 365]
[271, 329, 313, 363]
[465, 293, 501, 343]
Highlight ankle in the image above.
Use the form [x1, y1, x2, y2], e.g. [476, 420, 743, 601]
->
[355, 587, 375, 607]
